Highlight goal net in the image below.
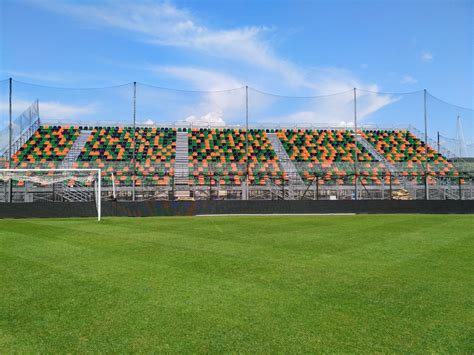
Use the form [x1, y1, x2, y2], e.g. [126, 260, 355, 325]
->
[0, 168, 102, 221]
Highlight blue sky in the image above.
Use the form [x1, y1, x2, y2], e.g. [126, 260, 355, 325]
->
[0, 0, 472, 141]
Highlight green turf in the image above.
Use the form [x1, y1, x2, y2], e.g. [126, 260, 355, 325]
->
[0, 215, 473, 353]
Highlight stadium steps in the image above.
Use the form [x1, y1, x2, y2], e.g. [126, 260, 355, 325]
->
[61, 130, 92, 168]
[356, 133, 419, 198]
[0, 118, 40, 159]
[430, 175, 460, 200]
[355, 133, 394, 172]
[267, 132, 304, 186]
[59, 181, 93, 202]
[267, 178, 298, 200]
[174, 130, 191, 198]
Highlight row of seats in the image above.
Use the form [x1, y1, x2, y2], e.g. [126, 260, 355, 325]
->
[12, 126, 79, 162]
[11, 126, 458, 186]
[188, 128, 282, 185]
[362, 130, 454, 184]
[80, 127, 176, 162]
[276, 129, 383, 184]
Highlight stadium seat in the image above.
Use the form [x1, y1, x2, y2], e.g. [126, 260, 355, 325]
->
[188, 128, 284, 186]
[12, 125, 79, 163]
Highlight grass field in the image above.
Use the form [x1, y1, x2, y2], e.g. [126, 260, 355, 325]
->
[0, 215, 472, 352]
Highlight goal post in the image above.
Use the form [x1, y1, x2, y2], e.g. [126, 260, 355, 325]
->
[0, 168, 102, 221]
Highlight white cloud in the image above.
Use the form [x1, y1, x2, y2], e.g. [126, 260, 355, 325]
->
[145, 66, 397, 127]
[149, 66, 243, 91]
[401, 75, 418, 84]
[31, 0, 396, 127]
[34, 0, 306, 87]
[258, 90, 397, 127]
[184, 111, 226, 127]
[420, 51, 434, 62]
[145, 66, 246, 126]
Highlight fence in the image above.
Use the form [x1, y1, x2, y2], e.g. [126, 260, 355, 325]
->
[2, 161, 473, 202]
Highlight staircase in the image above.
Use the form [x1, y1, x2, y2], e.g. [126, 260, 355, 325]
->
[61, 130, 91, 168]
[174, 130, 191, 199]
[430, 175, 461, 200]
[0, 118, 40, 160]
[355, 133, 418, 198]
[268, 178, 298, 200]
[355, 133, 394, 173]
[267, 132, 304, 187]
[59, 181, 93, 202]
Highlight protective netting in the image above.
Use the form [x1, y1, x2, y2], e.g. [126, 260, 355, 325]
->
[425, 93, 473, 159]
[355, 90, 425, 131]
[0, 79, 10, 156]
[0, 169, 97, 185]
[0, 100, 40, 159]
[136, 84, 246, 128]
[0, 79, 472, 201]
[12, 80, 134, 127]
[248, 88, 355, 128]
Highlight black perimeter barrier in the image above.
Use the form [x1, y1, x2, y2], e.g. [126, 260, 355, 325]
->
[0, 200, 473, 219]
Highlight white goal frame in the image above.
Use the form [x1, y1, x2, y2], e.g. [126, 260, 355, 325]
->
[0, 168, 102, 221]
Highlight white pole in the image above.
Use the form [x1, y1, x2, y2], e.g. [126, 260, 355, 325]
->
[8, 78, 12, 168]
[97, 169, 101, 221]
[424, 89, 429, 200]
[245, 85, 249, 201]
[353, 88, 358, 200]
[111, 172, 116, 199]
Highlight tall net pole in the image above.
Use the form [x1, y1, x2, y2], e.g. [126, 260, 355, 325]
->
[132, 81, 137, 201]
[8, 78, 12, 203]
[245, 85, 249, 200]
[8, 78, 12, 169]
[424, 89, 429, 200]
[353, 88, 358, 200]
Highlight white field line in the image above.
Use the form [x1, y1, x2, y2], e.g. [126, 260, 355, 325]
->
[195, 213, 356, 217]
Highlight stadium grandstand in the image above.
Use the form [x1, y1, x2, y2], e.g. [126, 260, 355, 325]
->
[1, 80, 473, 209]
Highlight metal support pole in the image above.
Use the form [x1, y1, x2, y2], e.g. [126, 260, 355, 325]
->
[209, 174, 212, 200]
[132, 82, 137, 201]
[245, 85, 249, 201]
[424, 173, 428, 200]
[437, 131, 440, 152]
[424, 89, 429, 200]
[389, 172, 393, 200]
[8, 78, 12, 203]
[316, 176, 319, 200]
[171, 174, 175, 200]
[8, 78, 12, 168]
[458, 176, 462, 200]
[354, 173, 357, 200]
[282, 176, 285, 200]
[353, 88, 358, 201]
